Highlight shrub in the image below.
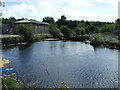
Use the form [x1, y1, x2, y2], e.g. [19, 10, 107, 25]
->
[108, 41, 120, 47]
[60, 25, 71, 38]
[15, 36, 24, 42]
[70, 31, 76, 38]
[89, 34, 105, 45]
[18, 24, 34, 42]
[75, 27, 86, 38]
[46, 34, 53, 38]
[49, 24, 63, 38]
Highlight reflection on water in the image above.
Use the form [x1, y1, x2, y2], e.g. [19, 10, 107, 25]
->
[2, 41, 118, 88]
[18, 43, 33, 50]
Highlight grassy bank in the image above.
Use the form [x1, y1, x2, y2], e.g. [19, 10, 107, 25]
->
[89, 33, 120, 49]
[2, 34, 54, 45]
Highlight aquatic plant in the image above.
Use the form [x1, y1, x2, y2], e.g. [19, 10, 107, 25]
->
[58, 81, 69, 89]
[1, 73, 23, 89]
[0, 58, 10, 67]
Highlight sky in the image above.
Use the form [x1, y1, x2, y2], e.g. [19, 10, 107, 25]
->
[2, 0, 120, 22]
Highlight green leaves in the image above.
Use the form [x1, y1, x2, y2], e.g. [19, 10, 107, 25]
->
[18, 24, 34, 42]
[60, 25, 71, 39]
[49, 24, 63, 38]
[2, 74, 23, 89]
[75, 27, 86, 38]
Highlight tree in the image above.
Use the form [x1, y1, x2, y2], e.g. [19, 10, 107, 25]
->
[56, 15, 67, 28]
[0, 1, 5, 17]
[42, 16, 55, 25]
[49, 24, 63, 38]
[115, 18, 120, 24]
[75, 27, 82, 37]
[75, 27, 86, 37]
[60, 25, 71, 38]
[70, 31, 76, 38]
[94, 26, 101, 33]
[66, 20, 79, 29]
[18, 24, 34, 42]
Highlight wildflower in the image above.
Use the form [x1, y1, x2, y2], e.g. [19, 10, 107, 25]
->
[60, 81, 65, 84]
[3, 75, 6, 78]
[12, 73, 16, 79]
[0, 76, 4, 79]
[12, 73, 16, 76]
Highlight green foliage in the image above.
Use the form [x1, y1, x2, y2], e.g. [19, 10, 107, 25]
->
[42, 16, 56, 25]
[15, 36, 24, 42]
[34, 34, 53, 41]
[101, 24, 115, 33]
[0, 1, 5, 17]
[2, 73, 23, 89]
[115, 24, 120, 30]
[115, 18, 120, 24]
[58, 81, 69, 89]
[70, 31, 76, 38]
[18, 24, 34, 42]
[108, 41, 120, 47]
[89, 34, 105, 45]
[56, 15, 67, 28]
[60, 25, 71, 38]
[94, 26, 101, 33]
[75, 27, 86, 37]
[49, 24, 63, 38]
[75, 27, 81, 37]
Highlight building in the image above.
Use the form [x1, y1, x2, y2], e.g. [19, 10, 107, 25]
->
[14, 20, 50, 34]
[1, 23, 13, 34]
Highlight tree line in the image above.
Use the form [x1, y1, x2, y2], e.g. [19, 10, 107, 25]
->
[42, 15, 120, 38]
[2, 15, 120, 39]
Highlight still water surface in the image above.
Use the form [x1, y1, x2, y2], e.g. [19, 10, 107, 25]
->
[2, 41, 118, 88]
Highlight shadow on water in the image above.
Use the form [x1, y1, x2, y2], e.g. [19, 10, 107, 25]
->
[2, 44, 17, 50]
[2, 42, 34, 50]
[18, 42, 34, 50]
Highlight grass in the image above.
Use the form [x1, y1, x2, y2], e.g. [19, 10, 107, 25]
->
[34, 34, 53, 41]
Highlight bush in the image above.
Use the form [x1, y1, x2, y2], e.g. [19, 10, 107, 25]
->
[18, 24, 34, 42]
[108, 41, 120, 47]
[15, 36, 24, 42]
[34, 34, 53, 41]
[60, 25, 71, 38]
[46, 34, 53, 38]
[49, 24, 63, 38]
[70, 31, 76, 38]
[89, 34, 105, 45]
[75, 27, 86, 38]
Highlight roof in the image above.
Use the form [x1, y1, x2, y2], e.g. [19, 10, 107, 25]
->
[14, 20, 49, 25]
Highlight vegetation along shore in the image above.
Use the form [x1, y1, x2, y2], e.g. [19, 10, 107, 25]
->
[2, 15, 120, 49]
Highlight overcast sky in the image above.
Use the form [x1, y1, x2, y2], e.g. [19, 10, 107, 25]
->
[2, 0, 120, 22]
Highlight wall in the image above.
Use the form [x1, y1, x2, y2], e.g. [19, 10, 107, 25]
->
[2, 23, 12, 34]
[14, 23, 49, 35]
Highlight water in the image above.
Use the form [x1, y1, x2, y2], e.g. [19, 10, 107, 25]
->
[2, 41, 118, 88]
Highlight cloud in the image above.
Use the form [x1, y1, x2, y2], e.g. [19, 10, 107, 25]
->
[2, 0, 118, 22]
[69, 0, 94, 7]
[95, 0, 119, 10]
[3, 3, 38, 19]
